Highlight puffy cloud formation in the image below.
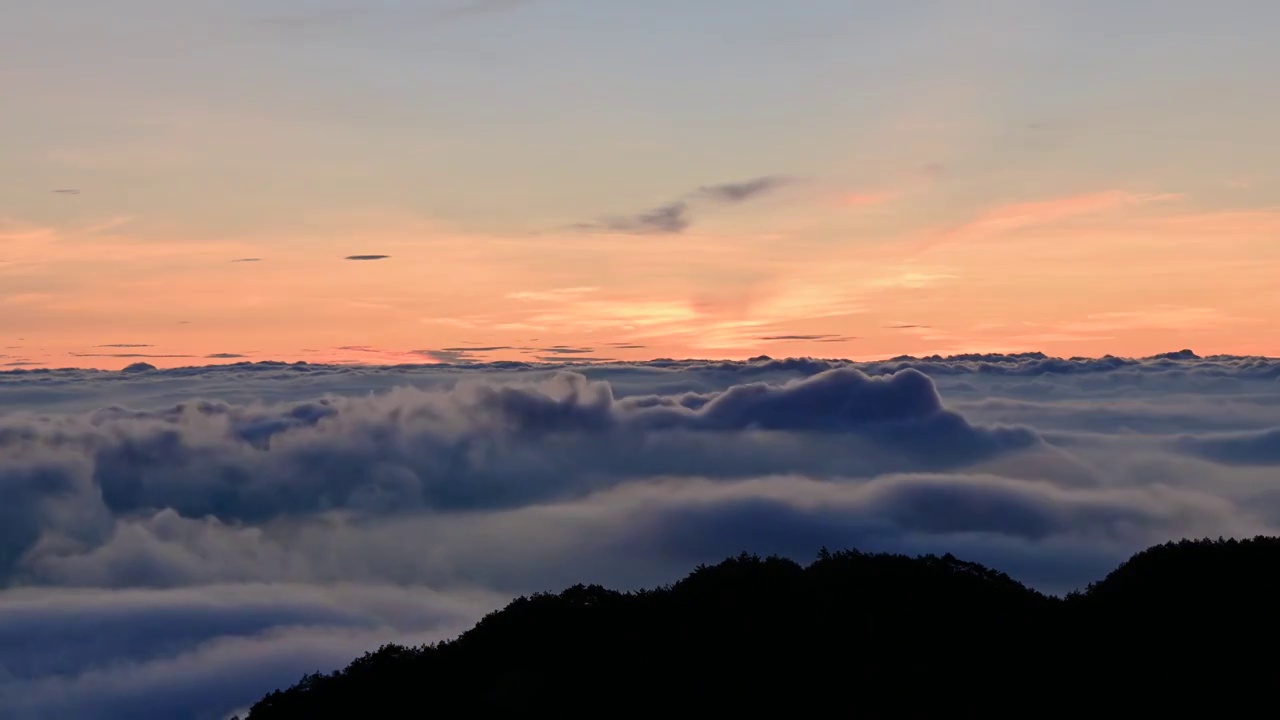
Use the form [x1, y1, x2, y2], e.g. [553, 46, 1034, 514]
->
[2, 352, 1280, 718]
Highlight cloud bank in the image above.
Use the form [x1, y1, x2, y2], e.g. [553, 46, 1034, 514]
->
[2, 352, 1280, 717]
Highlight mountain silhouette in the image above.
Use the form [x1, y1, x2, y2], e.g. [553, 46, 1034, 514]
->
[242, 537, 1280, 718]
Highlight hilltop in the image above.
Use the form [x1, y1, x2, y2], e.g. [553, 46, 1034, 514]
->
[243, 537, 1280, 717]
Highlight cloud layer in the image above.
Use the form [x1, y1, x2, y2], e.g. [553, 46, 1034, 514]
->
[3, 352, 1280, 718]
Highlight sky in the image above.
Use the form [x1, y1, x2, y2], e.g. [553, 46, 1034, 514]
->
[3, 0, 1280, 370]
[8, 6, 1280, 715]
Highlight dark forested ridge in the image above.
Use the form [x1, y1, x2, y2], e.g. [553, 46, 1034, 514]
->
[242, 537, 1280, 718]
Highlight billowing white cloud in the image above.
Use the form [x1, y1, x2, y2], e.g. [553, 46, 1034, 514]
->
[3, 352, 1280, 718]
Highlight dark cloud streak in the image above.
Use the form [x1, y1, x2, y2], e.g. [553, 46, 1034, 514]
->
[417, 349, 482, 363]
[575, 174, 792, 235]
[70, 353, 196, 359]
[695, 176, 791, 204]
[589, 202, 690, 235]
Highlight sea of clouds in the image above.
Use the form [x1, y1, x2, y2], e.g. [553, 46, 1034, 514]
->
[3, 351, 1280, 718]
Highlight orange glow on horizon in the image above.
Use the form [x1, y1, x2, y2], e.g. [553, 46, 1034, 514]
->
[4, 187, 1280, 371]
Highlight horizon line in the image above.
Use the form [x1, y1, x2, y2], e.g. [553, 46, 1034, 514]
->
[0, 347, 1248, 374]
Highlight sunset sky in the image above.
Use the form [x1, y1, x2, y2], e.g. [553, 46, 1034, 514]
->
[4, 0, 1279, 369]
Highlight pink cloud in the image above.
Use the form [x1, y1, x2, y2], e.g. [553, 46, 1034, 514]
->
[886, 191, 1189, 257]
[946, 191, 1183, 238]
